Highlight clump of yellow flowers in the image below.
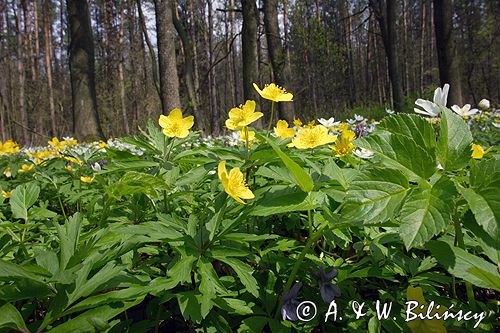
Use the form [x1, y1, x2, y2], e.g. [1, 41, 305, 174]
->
[330, 126, 356, 157]
[274, 120, 295, 139]
[289, 125, 337, 149]
[218, 161, 254, 205]
[158, 108, 194, 138]
[0, 140, 20, 155]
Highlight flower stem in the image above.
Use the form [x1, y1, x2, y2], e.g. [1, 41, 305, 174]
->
[165, 138, 175, 161]
[244, 126, 249, 159]
[267, 101, 275, 133]
[454, 218, 476, 308]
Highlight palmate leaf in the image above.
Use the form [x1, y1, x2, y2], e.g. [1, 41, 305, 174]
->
[213, 256, 259, 297]
[437, 108, 473, 171]
[356, 131, 436, 181]
[399, 176, 457, 249]
[427, 241, 500, 291]
[10, 182, 40, 221]
[341, 168, 410, 223]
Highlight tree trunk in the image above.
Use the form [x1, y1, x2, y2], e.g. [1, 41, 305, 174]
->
[154, 0, 181, 114]
[263, 0, 294, 121]
[16, 0, 29, 144]
[241, 0, 259, 104]
[66, 0, 103, 139]
[117, 0, 129, 134]
[229, 0, 240, 105]
[370, 0, 404, 112]
[433, 0, 462, 106]
[43, 0, 56, 137]
[137, 0, 160, 98]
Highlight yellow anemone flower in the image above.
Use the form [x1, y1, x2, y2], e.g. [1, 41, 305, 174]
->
[159, 108, 194, 138]
[65, 165, 76, 172]
[98, 141, 109, 149]
[293, 118, 303, 128]
[0, 140, 20, 155]
[80, 176, 94, 183]
[253, 83, 293, 102]
[218, 161, 255, 205]
[3, 167, 11, 178]
[64, 138, 78, 146]
[239, 128, 256, 142]
[330, 129, 356, 157]
[225, 100, 263, 130]
[2, 190, 12, 199]
[64, 156, 82, 165]
[471, 144, 491, 159]
[18, 164, 35, 173]
[48, 137, 67, 150]
[290, 125, 337, 149]
[274, 120, 296, 139]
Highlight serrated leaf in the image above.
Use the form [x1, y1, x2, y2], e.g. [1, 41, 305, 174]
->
[437, 108, 473, 170]
[427, 241, 500, 291]
[10, 183, 40, 220]
[341, 168, 409, 223]
[251, 190, 326, 216]
[356, 131, 436, 180]
[399, 176, 456, 249]
[380, 114, 437, 151]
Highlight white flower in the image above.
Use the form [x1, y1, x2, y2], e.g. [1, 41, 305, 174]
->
[318, 117, 340, 127]
[414, 83, 449, 117]
[353, 148, 374, 159]
[91, 162, 101, 172]
[451, 104, 478, 116]
[354, 114, 364, 122]
[386, 109, 395, 115]
[478, 99, 490, 110]
[493, 122, 500, 128]
[347, 118, 356, 125]
[437, 162, 444, 170]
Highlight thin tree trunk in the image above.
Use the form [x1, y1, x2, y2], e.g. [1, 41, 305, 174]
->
[66, 0, 103, 139]
[433, 0, 462, 106]
[117, 0, 128, 134]
[241, 0, 259, 104]
[420, 0, 426, 95]
[154, 0, 181, 114]
[137, 0, 160, 98]
[43, 0, 56, 136]
[16, 0, 29, 144]
[33, 0, 40, 79]
[203, 0, 219, 134]
[229, 0, 240, 105]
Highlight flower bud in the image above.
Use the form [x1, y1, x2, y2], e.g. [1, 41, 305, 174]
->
[478, 99, 490, 110]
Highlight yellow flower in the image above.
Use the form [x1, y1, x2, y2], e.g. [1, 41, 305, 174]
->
[253, 83, 293, 102]
[218, 161, 255, 205]
[305, 120, 316, 128]
[330, 129, 356, 157]
[290, 125, 337, 149]
[406, 286, 447, 333]
[2, 190, 12, 199]
[225, 100, 263, 130]
[65, 165, 76, 172]
[98, 141, 109, 149]
[64, 156, 82, 165]
[471, 144, 491, 159]
[338, 123, 350, 132]
[293, 118, 303, 128]
[274, 120, 296, 139]
[158, 108, 194, 138]
[3, 167, 11, 178]
[0, 140, 20, 155]
[48, 137, 67, 150]
[18, 164, 34, 173]
[64, 138, 78, 146]
[80, 176, 94, 183]
[239, 128, 256, 142]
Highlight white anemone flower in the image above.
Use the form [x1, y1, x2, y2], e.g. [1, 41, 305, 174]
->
[478, 99, 490, 110]
[414, 83, 450, 117]
[451, 104, 478, 117]
[318, 117, 340, 127]
[353, 148, 374, 159]
[354, 114, 364, 121]
[492, 122, 500, 128]
[386, 109, 395, 115]
[347, 118, 356, 125]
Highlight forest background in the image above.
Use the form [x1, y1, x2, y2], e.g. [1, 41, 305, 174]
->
[0, 0, 498, 145]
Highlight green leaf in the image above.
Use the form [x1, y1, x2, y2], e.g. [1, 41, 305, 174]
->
[380, 114, 437, 151]
[256, 133, 314, 192]
[10, 183, 40, 220]
[399, 176, 456, 249]
[0, 303, 29, 332]
[167, 255, 196, 286]
[437, 108, 473, 170]
[55, 213, 82, 271]
[356, 131, 436, 180]
[341, 168, 409, 223]
[251, 189, 326, 216]
[213, 256, 259, 297]
[177, 291, 203, 323]
[427, 241, 500, 291]
[106, 171, 170, 199]
[0, 260, 47, 283]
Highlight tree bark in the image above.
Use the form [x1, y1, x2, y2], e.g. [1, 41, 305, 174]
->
[154, 0, 181, 114]
[66, 0, 103, 139]
[370, 0, 405, 112]
[43, 0, 56, 137]
[16, 0, 29, 144]
[263, 0, 294, 121]
[433, 0, 462, 106]
[241, 0, 259, 104]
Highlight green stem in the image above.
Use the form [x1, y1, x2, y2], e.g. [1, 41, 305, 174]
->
[165, 138, 175, 162]
[244, 126, 249, 159]
[454, 219, 476, 307]
[267, 101, 275, 132]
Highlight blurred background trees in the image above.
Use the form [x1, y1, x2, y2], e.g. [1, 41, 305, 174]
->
[0, 0, 498, 144]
